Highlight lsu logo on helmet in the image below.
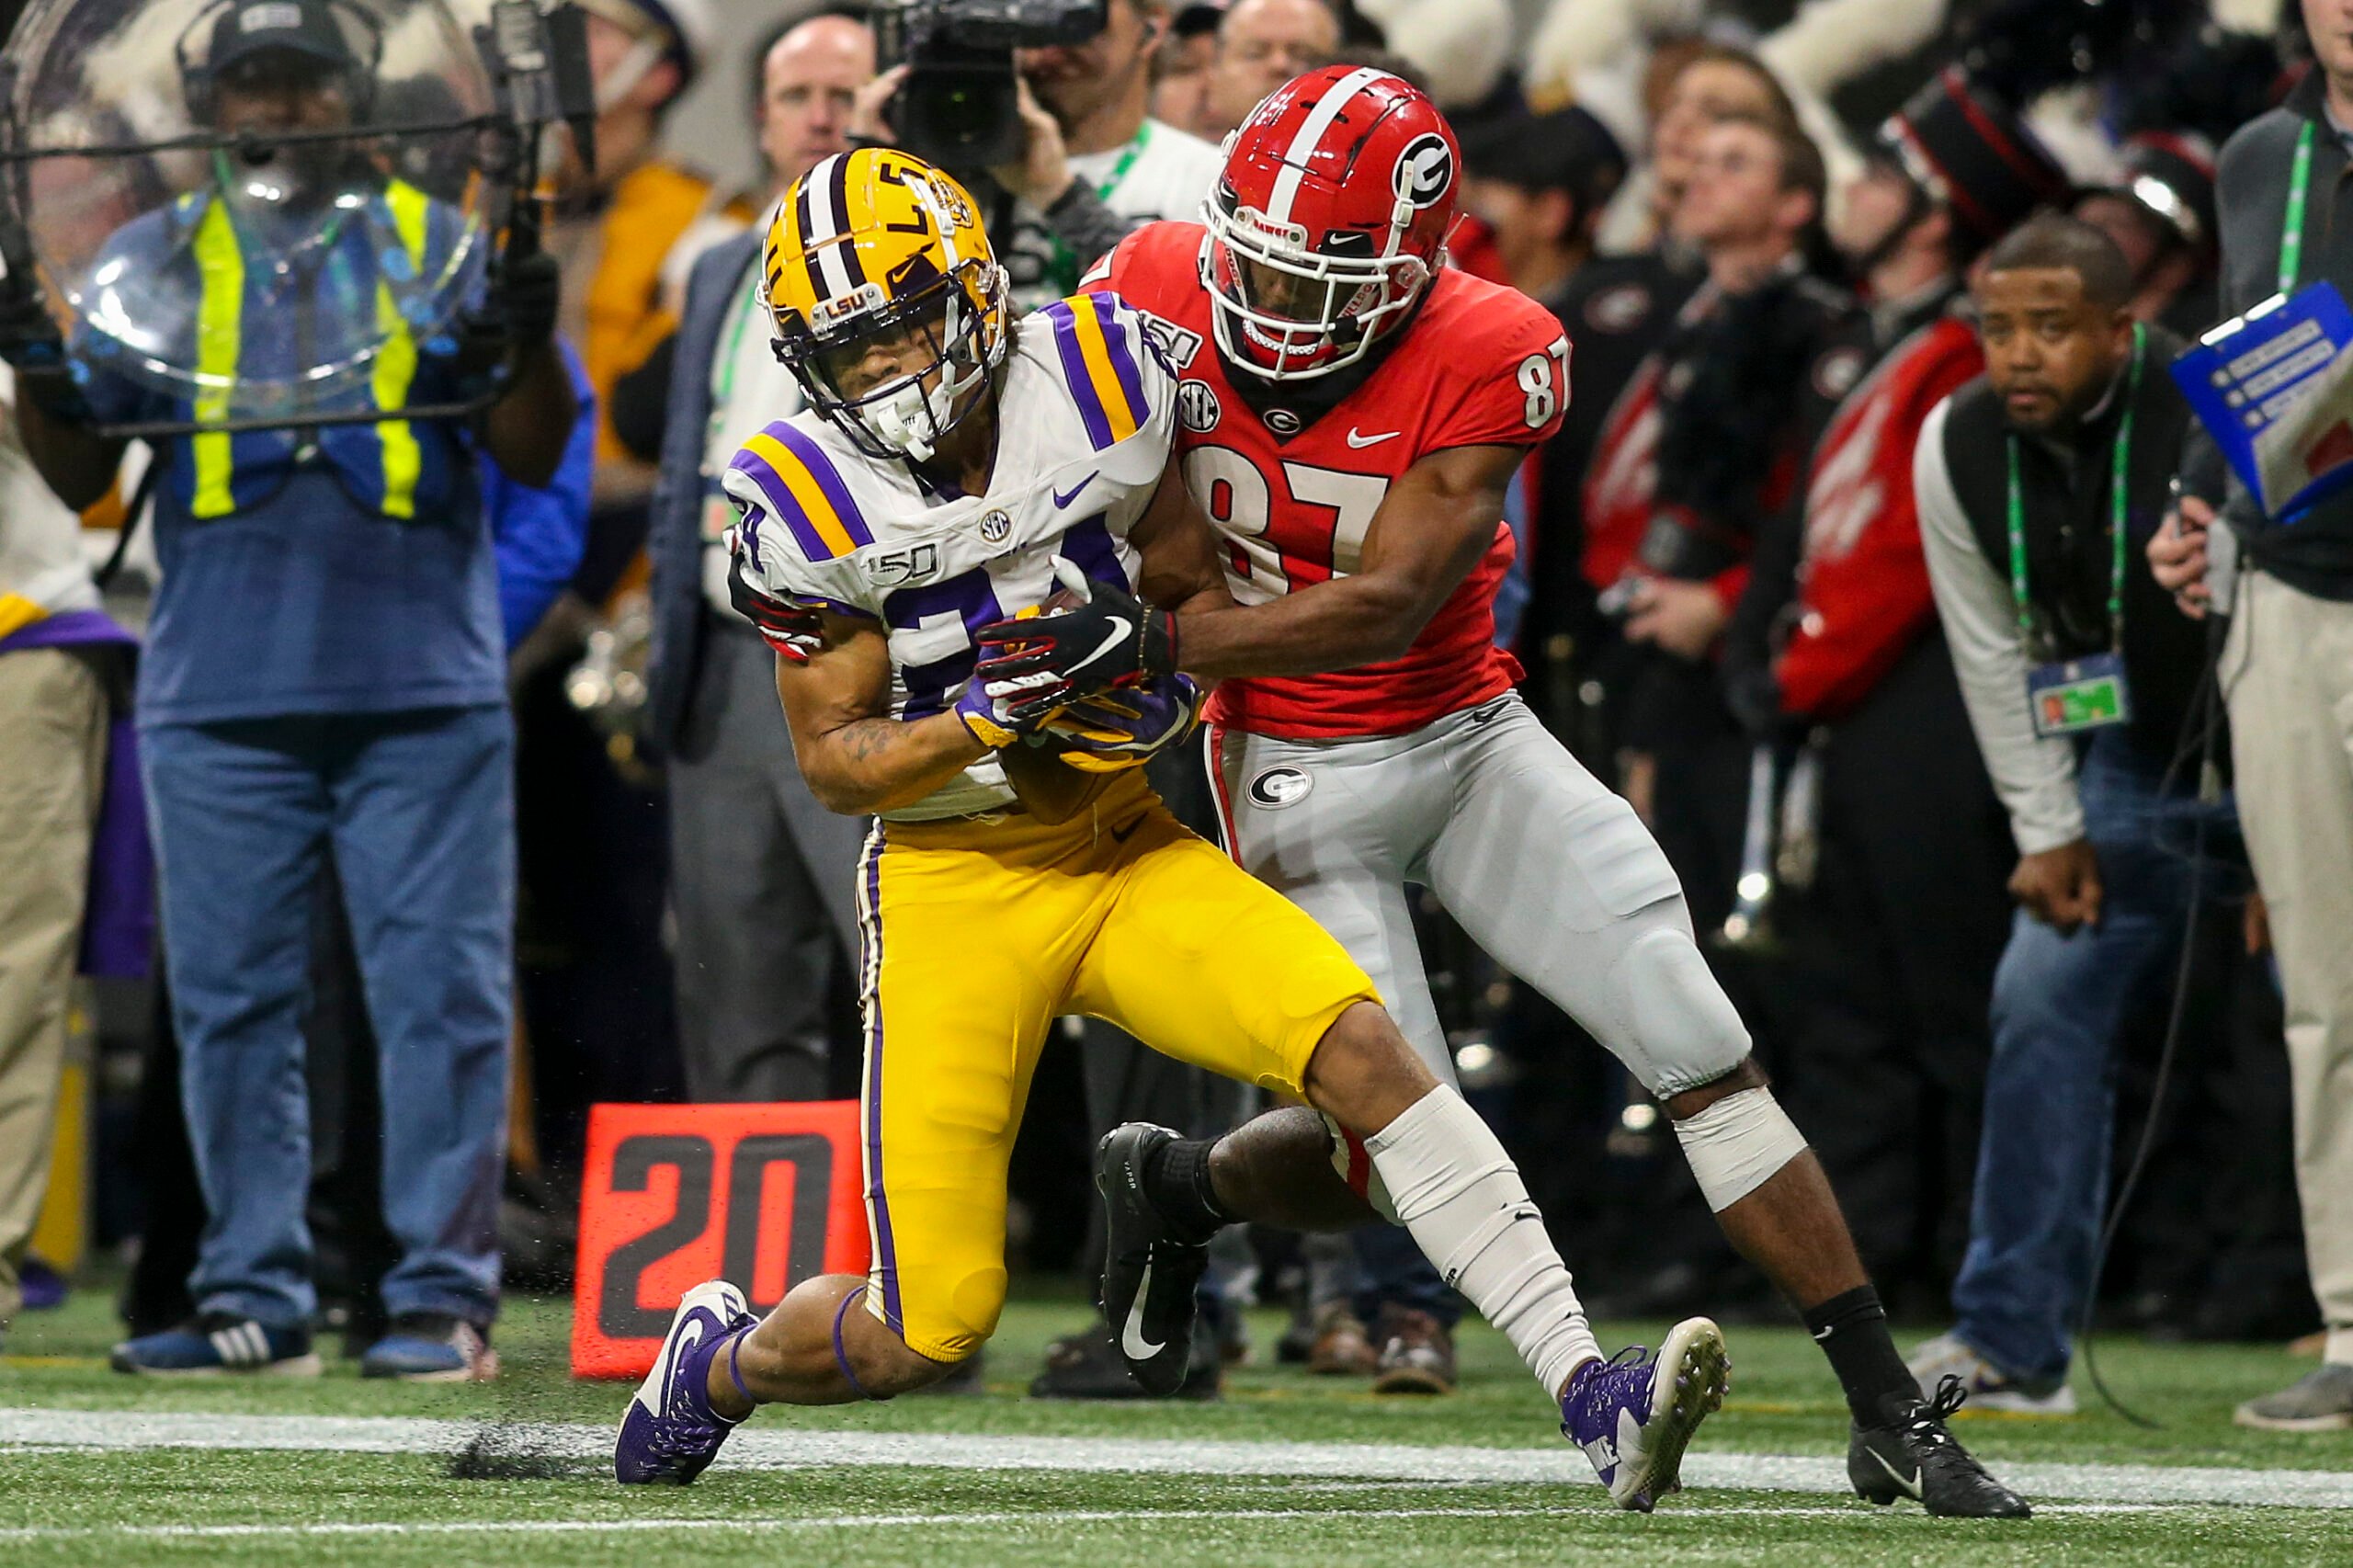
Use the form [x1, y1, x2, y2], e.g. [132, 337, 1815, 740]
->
[761, 149, 1011, 461]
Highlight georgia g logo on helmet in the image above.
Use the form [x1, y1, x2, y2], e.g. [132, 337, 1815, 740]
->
[1396, 132, 1453, 210]
[1201, 66, 1461, 383]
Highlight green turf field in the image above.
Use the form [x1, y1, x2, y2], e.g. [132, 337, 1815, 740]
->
[4, 1282, 2348, 1565]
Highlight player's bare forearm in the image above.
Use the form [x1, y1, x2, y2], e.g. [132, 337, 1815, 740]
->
[775, 614, 989, 814]
[805, 710, 990, 814]
[1173, 443, 1522, 678]
[1132, 449, 1239, 617]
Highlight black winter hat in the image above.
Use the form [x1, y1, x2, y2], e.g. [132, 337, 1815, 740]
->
[1877, 68, 2072, 247]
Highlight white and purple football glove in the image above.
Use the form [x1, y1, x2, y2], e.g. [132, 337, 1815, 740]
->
[1045, 671, 1201, 772]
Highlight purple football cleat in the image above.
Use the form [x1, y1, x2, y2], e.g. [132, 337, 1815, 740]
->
[1560, 1316, 1731, 1511]
[615, 1280, 756, 1486]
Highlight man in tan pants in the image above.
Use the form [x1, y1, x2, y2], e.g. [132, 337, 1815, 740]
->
[2150, 7, 2353, 1431]
[0, 366, 113, 1346]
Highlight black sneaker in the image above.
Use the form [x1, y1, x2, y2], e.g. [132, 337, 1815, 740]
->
[1096, 1122, 1211, 1397]
[1029, 1322, 1221, 1400]
[1849, 1375, 2031, 1518]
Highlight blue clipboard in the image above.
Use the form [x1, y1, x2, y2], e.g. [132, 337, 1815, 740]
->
[2172, 280, 2353, 523]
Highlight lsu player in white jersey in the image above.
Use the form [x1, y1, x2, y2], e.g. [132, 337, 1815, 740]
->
[613, 147, 1727, 1510]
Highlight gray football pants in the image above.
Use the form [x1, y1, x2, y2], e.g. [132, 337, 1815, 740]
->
[1209, 693, 1752, 1098]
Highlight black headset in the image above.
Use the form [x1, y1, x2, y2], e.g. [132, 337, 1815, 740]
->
[175, 0, 386, 125]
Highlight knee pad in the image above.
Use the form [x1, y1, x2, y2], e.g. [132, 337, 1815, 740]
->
[1321, 1111, 1398, 1223]
[1671, 1085, 1810, 1212]
[1623, 925, 1752, 1093]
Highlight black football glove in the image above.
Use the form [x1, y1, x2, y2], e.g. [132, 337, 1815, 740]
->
[494, 249, 562, 352]
[458, 250, 562, 373]
[972, 556, 1176, 719]
[0, 273, 90, 423]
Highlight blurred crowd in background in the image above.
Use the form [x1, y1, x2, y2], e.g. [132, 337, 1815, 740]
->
[3, 0, 2348, 1416]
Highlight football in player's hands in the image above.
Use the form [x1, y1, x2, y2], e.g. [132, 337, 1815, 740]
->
[973, 556, 1176, 714]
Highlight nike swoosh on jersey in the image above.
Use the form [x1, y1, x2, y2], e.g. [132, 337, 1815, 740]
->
[1346, 428, 1401, 448]
[1052, 472, 1098, 509]
[1867, 1448, 1923, 1499]
[1121, 1257, 1165, 1358]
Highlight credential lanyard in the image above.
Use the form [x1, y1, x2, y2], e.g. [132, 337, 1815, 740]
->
[2284, 121, 2315, 293]
[705, 272, 766, 461]
[2004, 322, 2144, 654]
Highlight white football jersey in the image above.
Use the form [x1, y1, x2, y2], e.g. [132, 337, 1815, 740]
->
[723, 290, 1176, 822]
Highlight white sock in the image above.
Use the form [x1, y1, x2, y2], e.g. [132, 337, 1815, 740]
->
[1364, 1085, 1601, 1400]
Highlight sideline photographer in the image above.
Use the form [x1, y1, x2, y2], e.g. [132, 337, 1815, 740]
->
[853, 0, 1222, 311]
[0, 0, 575, 1380]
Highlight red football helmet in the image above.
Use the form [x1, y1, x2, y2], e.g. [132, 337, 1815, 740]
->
[1201, 65, 1459, 381]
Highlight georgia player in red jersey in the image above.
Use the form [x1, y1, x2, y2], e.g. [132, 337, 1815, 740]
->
[980, 65, 2026, 1517]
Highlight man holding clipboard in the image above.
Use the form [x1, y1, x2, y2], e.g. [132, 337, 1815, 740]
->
[2149, 0, 2353, 1433]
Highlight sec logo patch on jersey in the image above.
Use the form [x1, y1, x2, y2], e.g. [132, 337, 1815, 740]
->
[1247, 766, 1313, 809]
[1178, 381, 1222, 434]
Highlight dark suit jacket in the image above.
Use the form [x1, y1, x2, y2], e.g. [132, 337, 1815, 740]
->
[643, 228, 766, 757]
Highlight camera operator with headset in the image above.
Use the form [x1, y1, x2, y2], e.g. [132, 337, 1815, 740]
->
[0, 0, 575, 1381]
[850, 0, 1224, 313]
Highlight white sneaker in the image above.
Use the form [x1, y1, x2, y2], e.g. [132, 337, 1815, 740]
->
[1906, 1332, 2075, 1416]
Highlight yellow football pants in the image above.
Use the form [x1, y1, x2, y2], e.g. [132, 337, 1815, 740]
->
[851, 771, 1378, 1362]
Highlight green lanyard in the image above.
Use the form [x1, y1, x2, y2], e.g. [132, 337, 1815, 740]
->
[2004, 323, 2144, 654]
[1091, 121, 1152, 204]
[704, 273, 767, 465]
[2283, 121, 2316, 293]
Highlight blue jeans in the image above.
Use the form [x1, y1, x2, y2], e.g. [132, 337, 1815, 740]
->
[1949, 729, 2242, 1385]
[142, 707, 514, 1328]
[1354, 1222, 1461, 1330]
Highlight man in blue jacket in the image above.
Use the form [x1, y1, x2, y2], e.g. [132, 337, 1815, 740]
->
[1, 0, 577, 1380]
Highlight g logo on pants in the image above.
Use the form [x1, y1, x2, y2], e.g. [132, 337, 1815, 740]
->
[1247, 767, 1313, 809]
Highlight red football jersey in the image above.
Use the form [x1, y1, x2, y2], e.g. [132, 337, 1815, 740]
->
[1775, 314, 1984, 721]
[1090, 221, 1569, 739]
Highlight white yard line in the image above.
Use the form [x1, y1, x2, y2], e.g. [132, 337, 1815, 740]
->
[0, 1504, 2167, 1546]
[1, 1408, 2347, 1510]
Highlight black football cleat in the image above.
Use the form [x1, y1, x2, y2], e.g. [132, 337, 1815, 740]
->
[1096, 1122, 1212, 1397]
[1849, 1374, 2032, 1518]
